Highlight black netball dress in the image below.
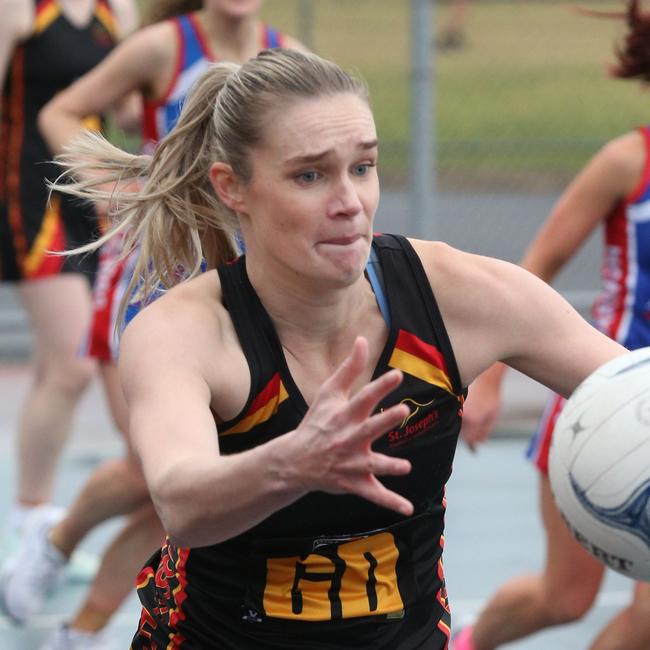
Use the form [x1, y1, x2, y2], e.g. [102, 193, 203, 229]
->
[0, 0, 118, 281]
[132, 234, 467, 650]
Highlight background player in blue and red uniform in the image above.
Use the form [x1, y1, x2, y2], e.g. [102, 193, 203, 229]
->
[49, 48, 624, 649]
[454, 2, 650, 649]
[2, 3, 307, 648]
[0, 0, 137, 587]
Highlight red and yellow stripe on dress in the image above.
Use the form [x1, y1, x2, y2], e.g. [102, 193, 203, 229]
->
[34, 0, 60, 35]
[167, 547, 190, 649]
[220, 372, 289, 436]
[135, 565, 155, 591]
[23, 194, 65, 278]
[388, 330, 453, 395]
[95, 0, 118, 40]
[436, 526, 451, 644]
[438, 616, 451, 647]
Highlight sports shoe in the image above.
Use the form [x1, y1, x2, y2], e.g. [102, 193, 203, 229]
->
[65, 548, 100, 584]
[40, 624, 116, 650]
[450, 625, 476, 650]
[0, 524, 23, 560]
[0, 505, 99, 585]
[0, 505, 68, 622]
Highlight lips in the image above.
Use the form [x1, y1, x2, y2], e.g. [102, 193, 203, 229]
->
[320, 234, 362, 246]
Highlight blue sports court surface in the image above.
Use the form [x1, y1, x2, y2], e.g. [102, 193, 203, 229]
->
[0, 362, 635, 649]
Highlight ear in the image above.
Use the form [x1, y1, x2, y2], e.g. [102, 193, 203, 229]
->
[210, 162, 247, 213]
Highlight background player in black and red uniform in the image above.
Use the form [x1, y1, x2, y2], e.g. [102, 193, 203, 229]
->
[0, 0, 137, 600]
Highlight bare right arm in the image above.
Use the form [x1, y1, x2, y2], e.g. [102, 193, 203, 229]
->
[119, 281, 412, 548]
[0, 0, 32, 91]
[461, 132, 645, 448]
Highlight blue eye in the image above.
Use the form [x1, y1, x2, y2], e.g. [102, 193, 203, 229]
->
[353, 163, 371, 176]
[298, 171, 319, 183]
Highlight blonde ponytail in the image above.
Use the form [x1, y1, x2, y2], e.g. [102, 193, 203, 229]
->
[54, 63, 240, 323]
[52, 49, 369, 322]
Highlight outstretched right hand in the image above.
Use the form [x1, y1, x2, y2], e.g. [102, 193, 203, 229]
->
[286, 337, 414, 517]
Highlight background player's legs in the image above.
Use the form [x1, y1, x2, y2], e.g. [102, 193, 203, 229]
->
[6, 275, 164, 630]
[469, 475, 604, 650]
[16, 274, 96, 507]
[2, 360, 154, 623]
[49, 454, 150, 558]
[66, 503, 163, 635]
[588, 582, 650, 650]
[49, 363, 149, 558]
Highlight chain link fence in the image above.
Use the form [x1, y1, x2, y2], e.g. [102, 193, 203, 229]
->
[2, 1, 637, 357]
[261, 0, 643, 308]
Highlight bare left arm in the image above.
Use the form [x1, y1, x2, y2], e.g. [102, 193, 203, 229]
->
[458, 132, 644, 448]
[412, 240, 625, 397]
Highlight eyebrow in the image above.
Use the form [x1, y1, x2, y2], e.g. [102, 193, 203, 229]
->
[285, 139, 379, 165]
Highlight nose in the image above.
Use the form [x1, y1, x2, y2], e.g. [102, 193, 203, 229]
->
[329, 173, 363, 218]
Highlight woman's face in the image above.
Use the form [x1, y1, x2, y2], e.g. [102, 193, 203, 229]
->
[204, 0, 263, 19]
[236, 92, 380, 288]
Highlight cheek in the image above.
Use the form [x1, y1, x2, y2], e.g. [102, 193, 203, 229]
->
[362, 178, 380, 211]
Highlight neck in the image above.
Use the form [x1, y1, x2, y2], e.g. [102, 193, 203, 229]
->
[245, 253, 388, 393]
[247, 261, 377, 348]
[57, 0, 95, 25]
[197, 8, 262, 63]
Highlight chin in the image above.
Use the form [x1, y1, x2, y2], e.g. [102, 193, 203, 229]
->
[212, 0, 263, 18]
[328, 252, 368, 284]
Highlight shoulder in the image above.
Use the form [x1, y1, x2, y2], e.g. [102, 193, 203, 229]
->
[122, 19, 176, 54]
[591, 130, 647, 196]
[408, 238, 479, 286]
[107, 20, 177, 75]
[406, 239, 588, 386]
[407, 238, 541, 321]
[0, 0, 33, 42]
[135, 20, 178, 63]
[120, 269, 248, 415]
[599, 130, 645, 168]
[125, 269, 224, 337]
[121, 271, 225, 372]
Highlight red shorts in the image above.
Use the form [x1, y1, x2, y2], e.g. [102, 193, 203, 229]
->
[80, 234, 135, 362]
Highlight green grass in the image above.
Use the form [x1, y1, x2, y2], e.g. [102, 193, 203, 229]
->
[117, 1, 650, 189]
[261, 1, 650, 188]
